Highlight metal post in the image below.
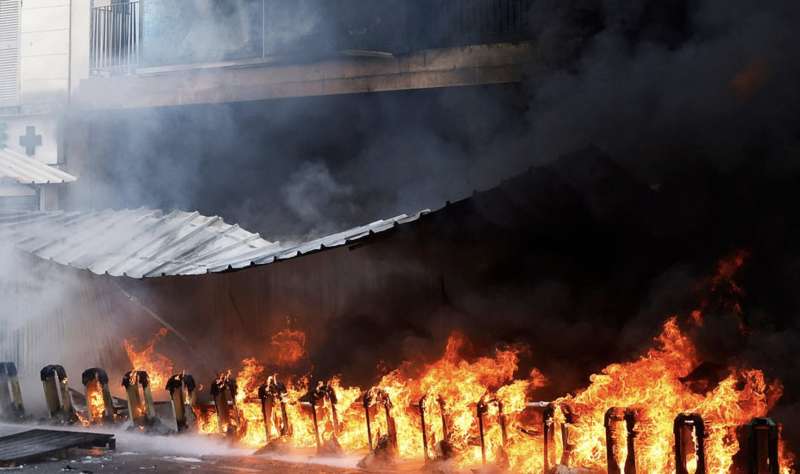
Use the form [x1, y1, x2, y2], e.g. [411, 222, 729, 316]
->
[364, 392, 374, 451]
[543, 404, 556, 472]
[261, 389, 274, 442]
[419, 395, 429, 461]
[310, 401, 321, 452]
[478, 399, 487, 465]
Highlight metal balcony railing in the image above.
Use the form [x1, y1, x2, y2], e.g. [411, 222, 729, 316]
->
[90, 0, 141, 75]
[89, 0, 533, 75]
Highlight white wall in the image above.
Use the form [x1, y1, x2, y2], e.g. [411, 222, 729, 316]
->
[0, 1, 92, 169]
[19, 0, 71, 106]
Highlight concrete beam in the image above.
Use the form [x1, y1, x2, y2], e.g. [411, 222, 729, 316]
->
[75, 42, 536, 110]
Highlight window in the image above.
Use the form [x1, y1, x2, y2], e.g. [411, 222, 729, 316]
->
[0, 0, 19, 106]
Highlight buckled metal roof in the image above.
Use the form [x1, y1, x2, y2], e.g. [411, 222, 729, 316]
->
[0, 148, 77, 185]
[0, 208, 429, 278]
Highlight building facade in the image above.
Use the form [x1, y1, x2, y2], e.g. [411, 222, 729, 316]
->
[0, 0, 89, 210]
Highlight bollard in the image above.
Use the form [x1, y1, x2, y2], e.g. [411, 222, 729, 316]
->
[166, 372, 197, 432]
[363, 387, 398, 453]
[746, 418, 780, 474]
[419, 394, 451, 462]
[40, 365, 77, 424]
[210, 371, 238, 436]
[258, 374, 291, 442]
[0, 362, 24, 420]
[674, 413, 707, 474]
[122, 370, 157, 428]
[82, 368, 114, 425]
[477, 392, 509, 467]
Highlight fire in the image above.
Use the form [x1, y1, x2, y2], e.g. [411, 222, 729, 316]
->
[123, 327, 174, 389]
[693, 249, 750, 326]
[554, 317, 791, 473]
[188, 324, 795, 473]
[268, 329, 306, 367]
[149, 254, 798, 473]
[87, 385, 106, 421]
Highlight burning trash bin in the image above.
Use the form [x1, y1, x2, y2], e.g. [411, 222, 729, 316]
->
[302, 380, 341, 455]
[122, 370, 157, 428]
[419, 393, 453, 462]
[258, 374, 291, 443]
[166, 372, 197, 432]
[735, 417, 781, 474]
[674, 413, 707, 474]
[520, 402, 558, 472]
[605, 407, 645, 474]
[41, 364, 78, 424]
[358, 386, 398, 469]
[210, 370, 239, 437]
[0, 362, 25, 421]
[477, 392, 509, 467]
[81, 368, 114, 425]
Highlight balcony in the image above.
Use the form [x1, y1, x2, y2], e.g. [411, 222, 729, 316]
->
[90, 0, 534, 76]
[90, 0, 141, 75]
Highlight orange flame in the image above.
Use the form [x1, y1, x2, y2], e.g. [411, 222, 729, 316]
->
[187, 325, 795, 473]
[123, 327, 173, 390]
[554, 317, 792, 473]
[268, 329, 306, 367]
[143, 255, 798, 473]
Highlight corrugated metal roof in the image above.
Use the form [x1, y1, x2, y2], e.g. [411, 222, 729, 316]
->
[0, 148, 78, 184]
[0, 208, 430, 278]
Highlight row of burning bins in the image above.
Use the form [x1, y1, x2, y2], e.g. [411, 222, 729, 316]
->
[0, 362, 784, 473]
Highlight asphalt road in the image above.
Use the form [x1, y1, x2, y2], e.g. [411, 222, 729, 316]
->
[0, 424, 372, 473]
[3, 451, 365, 473]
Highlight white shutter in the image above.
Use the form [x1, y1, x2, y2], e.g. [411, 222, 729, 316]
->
[0, 0, 19, 106]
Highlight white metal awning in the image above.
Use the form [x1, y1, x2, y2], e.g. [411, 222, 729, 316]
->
[0, 207, 429, 278]
[0, 148, 77, 185]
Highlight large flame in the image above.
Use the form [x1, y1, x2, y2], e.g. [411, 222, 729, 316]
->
[128, 253, 798, 473]
[187, 324, 794, 473]
[123, 327, 173, 389]
[554, 317, 791, 473]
